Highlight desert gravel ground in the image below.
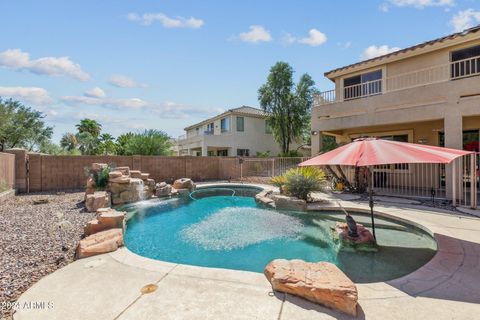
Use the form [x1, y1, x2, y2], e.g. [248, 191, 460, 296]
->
[0, 191, 93, 320]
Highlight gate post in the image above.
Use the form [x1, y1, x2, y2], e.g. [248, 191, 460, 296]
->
[471, 155, 477, 209]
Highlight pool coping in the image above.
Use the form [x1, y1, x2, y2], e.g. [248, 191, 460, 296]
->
[13, 183, 480, 319]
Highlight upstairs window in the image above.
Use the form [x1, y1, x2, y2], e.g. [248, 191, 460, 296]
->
[343, 70, 382, 100]
[220, 117, 230, 133]
[451, 45, 480, 79]
[265, 120, 272, 134]
[206, 123, 214, 134]
[236, 117, 244, 132]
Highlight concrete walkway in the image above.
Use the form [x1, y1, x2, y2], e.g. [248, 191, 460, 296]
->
[13, 196, 480, 320]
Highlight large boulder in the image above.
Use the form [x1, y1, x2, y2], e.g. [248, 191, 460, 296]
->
[85, 191, 111, 212]
[255, 190, 275, 208]
[173, 178, 196, 191]
[271, 194, 307, 211]
[115, 166, 130, 176]
[109, 178, 144, 205]
[84, 208, 126, 236]
[264, 259, 358, 316]
[85, 177, 96, 199]
[108, 170, 123, 179]
[130, 170, 142, 179]
[76, 228, 124, 259]
[155, 182, 173, 197]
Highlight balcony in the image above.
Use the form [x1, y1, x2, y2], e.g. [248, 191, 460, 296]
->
[316, 54, 480, 106]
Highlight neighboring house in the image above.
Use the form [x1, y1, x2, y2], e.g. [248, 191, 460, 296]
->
[311, 25, 480, 200]
[176, 106, 298, 156]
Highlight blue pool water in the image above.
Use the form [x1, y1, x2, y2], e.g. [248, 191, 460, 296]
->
[124, 187, 437, 283]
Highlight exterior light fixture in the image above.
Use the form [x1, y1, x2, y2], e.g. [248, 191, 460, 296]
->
[311, 130, 318, 135]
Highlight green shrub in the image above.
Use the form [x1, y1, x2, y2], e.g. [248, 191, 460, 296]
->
[256, 151, 271, 157]
[84, 164, 112, 190]
[283, 167, 325, 201]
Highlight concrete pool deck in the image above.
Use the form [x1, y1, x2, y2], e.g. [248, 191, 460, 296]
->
[13, 190, 480, 320]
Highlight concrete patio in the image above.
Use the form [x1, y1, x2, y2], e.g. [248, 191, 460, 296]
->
[13, 197, 480, 320]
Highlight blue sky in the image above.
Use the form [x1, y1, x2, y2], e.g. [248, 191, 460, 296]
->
[0, 0, 479, 142]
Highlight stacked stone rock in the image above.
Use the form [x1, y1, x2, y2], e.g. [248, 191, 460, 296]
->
[172, 178, 196, 195]
[76, 208, 126, 259]
[85, 163, 111, 212]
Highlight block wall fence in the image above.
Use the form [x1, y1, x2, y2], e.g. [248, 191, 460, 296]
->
[3, 150, 245, 193]
[0, 152, 15, 190]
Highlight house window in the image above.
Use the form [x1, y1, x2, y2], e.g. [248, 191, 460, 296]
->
[206, 123, 214, 135]
[236, 117, 244, 132]
[343, 70, 382, 100]
[217, 149, 228, 156]
[451, 45, 480, 79]
[237, 149, 249, 156]
[221, 117, 230, 133]
[207, 151, 214, 156]
[265, 120, 272, 134]
[196, 127, 199, 135]
[439, 130, 480, 151]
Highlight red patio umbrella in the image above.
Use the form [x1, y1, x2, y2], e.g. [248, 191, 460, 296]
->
[299, 138, 473, 239]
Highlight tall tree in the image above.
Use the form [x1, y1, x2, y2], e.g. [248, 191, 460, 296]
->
[116, 132, 135, 155]
[258, 62, 317, 153]
[60, 132, 78, 151]
[0, 98, 53, 152]
[75, 118, 102, 138]
[98, 133, 117, 155]
[123, 129, 172, 156]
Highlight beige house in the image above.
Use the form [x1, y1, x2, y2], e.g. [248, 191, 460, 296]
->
[176, 106, 293, 157]
[311, 26, 480, 202]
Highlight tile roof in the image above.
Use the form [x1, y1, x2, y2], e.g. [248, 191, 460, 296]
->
[184, 106, 267, 130]
[325, 25, 480, 77]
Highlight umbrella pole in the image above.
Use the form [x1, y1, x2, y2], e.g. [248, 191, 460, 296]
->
[368, 166, 376, 240]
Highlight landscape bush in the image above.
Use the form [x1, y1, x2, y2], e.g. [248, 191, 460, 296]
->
[272, 166, 325, 201]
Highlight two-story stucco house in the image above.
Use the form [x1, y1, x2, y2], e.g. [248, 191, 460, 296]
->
[176, 106, 294, 157]
[312, 25, 480, 154]
[311, 25, 480, 200]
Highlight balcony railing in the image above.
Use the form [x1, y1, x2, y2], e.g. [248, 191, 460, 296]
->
[344, 79, 382, 101]
[316, 54, 480, 106]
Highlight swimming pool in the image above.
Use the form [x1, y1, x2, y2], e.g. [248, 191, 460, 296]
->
[123, 186, 437, 283]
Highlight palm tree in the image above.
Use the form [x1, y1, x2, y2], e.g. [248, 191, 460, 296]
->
[75, 119, 102, 138]
[99, 133, 116, 155]
[60, 132, 78, 151]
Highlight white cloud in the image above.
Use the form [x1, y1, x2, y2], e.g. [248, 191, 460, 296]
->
[127, 12, 204, 29]
[60, 94, 221, 119]
[84, 87, 106, 99]
[297, 29, 327, 47]
[108, 74, 143, 88]
[239, 26, 272, 43]
[0, 86, 53, 105]
[361, 45, 401, 60]
[388, 0, 454, 8]
[0, 49, 90, 81]
[450, 9, 480, 32]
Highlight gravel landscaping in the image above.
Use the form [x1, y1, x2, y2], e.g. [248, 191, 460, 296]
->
[0, 191, 93, 320]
